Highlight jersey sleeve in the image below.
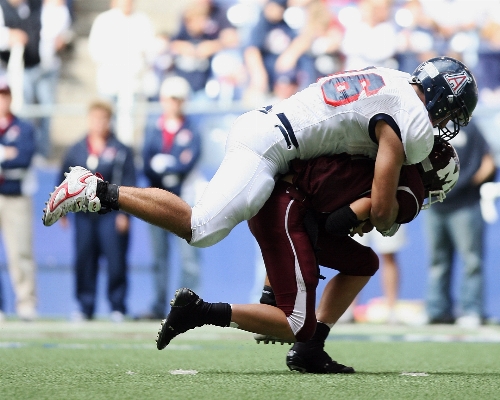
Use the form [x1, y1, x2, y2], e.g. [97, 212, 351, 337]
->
[396, 100, 434, 165]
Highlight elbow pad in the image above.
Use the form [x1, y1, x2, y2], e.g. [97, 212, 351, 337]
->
[325, 205, 362, 236]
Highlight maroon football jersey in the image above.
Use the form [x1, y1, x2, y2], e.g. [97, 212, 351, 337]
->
[289, 153, 425, 223]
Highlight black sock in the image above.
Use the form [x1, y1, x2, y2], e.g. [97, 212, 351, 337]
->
[294, 321, 330, 353]
[310, 321, 331, 345]
[199, 302, 232, 327]
[260, 285, 277, 306]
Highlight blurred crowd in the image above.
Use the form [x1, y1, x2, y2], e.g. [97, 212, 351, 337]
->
[141, 0, 500, 108]
[2, 0, 500, 153]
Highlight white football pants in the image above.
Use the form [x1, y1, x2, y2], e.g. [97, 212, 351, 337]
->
[190, 110, 297, 247]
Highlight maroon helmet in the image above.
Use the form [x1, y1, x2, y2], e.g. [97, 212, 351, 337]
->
[417, 135, 460, 209]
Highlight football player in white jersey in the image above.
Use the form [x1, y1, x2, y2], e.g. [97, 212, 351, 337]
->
[43, 57, 477, 250]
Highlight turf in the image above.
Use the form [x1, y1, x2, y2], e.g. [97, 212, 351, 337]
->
[1, 321, 500, 400]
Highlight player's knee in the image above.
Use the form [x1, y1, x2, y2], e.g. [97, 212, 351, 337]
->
[348, 248, 379, 276]
[359, 248, 379, 276]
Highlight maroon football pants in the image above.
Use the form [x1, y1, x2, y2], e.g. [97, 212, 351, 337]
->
[248, 181, 378, 341]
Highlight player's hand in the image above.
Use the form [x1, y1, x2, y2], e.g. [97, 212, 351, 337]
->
[349, 220, 374, 237]
[362, 220, 374, 233]
[349, 221, 365, 237]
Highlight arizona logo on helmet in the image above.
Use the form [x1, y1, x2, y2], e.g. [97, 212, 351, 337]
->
[444, 71, 472, 96]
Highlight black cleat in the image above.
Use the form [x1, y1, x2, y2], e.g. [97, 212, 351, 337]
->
[156, 288, 205, 350]
[253, 333, 295, 345]
[286, 345, 355, 374]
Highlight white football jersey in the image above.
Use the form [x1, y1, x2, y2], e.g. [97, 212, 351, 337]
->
[271, 67, 434, 165]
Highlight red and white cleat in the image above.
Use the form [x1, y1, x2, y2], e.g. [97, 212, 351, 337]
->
[42, 166, 102, 226]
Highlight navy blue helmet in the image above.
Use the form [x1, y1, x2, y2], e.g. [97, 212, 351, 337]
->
[411, 56, 478, 141]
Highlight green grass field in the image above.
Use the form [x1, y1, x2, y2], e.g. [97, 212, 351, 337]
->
[1, 321, 500, 400]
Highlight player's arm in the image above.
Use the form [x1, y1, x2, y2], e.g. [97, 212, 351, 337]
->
[370, 120, 405, 232]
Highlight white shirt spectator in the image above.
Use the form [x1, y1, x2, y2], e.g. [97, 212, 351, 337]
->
[88, 5, 156, 97]
[40, 0, 72, 71]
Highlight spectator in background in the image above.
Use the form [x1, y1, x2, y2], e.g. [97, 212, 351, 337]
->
[170, 1, 229, 103]
[138, 76, 202, 320]
[275, 0, 344, 85]
[419, 0, 481, 63]
[394, 0, 437, 74]
[0, 77, 37, 321]
[88, 0, 156, 143]
[36, 0, 72, 159]
[0, 0, 47, 158]
[88, 0, 155, 101]
[425, 121, 496, 328]
[58, 100, 136, 322]
[341, 0, 398, 70]
[475, 1, 500, 105]
[197, 0, 243, 104]
[243, 0, 297, 104]
[145, 31, 173, 102]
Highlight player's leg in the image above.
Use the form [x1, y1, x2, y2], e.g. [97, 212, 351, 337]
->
[285, 273, 368, 374]
[46, 150, 276, 245]
[229, 304, 294, 340]
[118, 186, 193, 241]
[315, 273, 371, 325]
[122, 142, 280, 246]
[43, 111, 291, 250]
[314, 234, 380, 321]
[286, 235, 378, 374]
[249, 183, 319, 342]
[155, 288, 294, 350]
[157, 181, 318, 350]
[189, 146, 279, 247]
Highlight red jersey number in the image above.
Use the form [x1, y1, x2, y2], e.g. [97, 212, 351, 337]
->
[321, 72, 386, 107]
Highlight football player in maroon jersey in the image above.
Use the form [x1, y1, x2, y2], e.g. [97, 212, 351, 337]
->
[153, 136, 459, 373]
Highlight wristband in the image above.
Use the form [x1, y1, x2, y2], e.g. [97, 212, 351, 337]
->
[96, 181, 120, 214]
[325, 205, 362, 236]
